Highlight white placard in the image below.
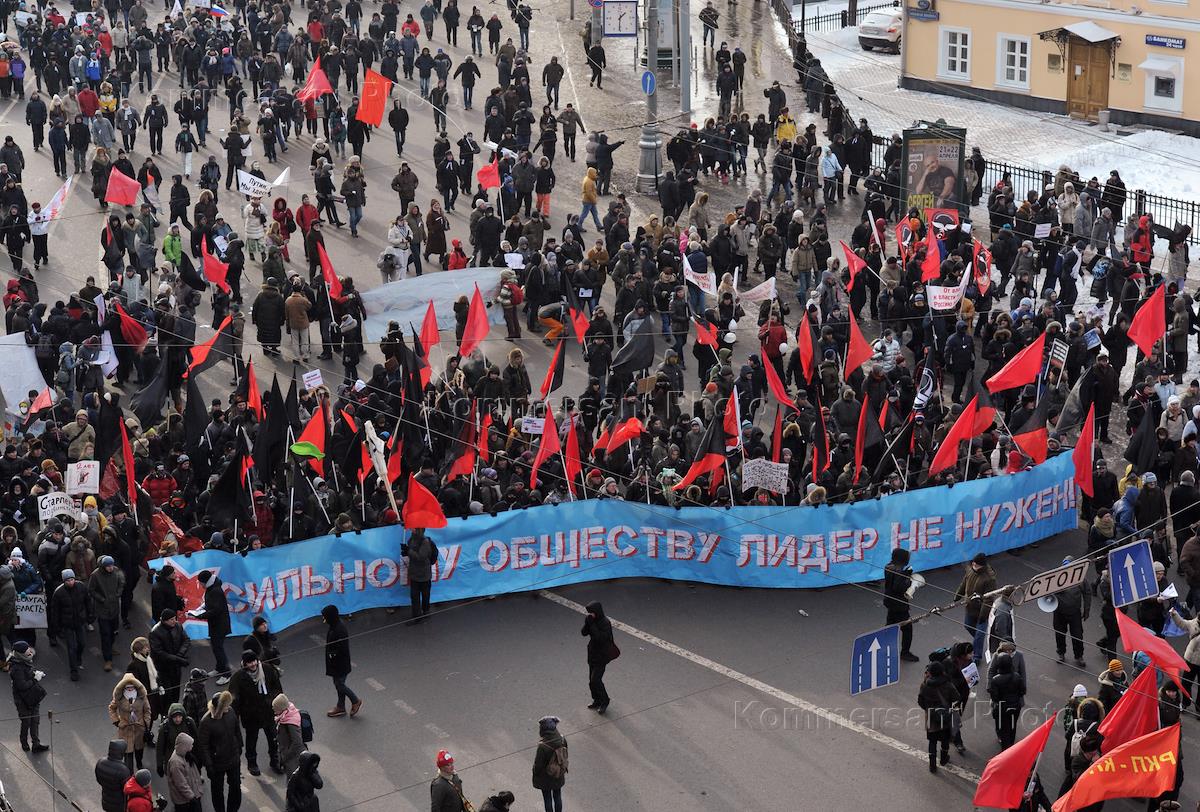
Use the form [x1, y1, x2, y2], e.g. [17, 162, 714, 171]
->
[66, 461, 101, 495]
[1034, 222, 1052, 239]
[15, 594, 47, 629]
[741, 457, 789, 494]
[926, 275, 969, 311]
[236, 169, 273, 198]
[739, 276, 777, 304]
[504, 252, 524, 269]
[38, 492, 75, 523]
[302, 369, 324, 391]
[682, 253, 717, 296]
[520, 416, 545, 435]
[961, 661, 980, 688]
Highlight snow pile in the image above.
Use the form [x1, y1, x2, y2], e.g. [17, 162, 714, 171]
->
[1038, 130, 1200, 200]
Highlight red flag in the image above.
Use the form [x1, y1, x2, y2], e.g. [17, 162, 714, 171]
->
[840, 240, 867, 292]
[446, 402, 478, 481]
[929, 396, 978, 476]
[113, 301, 149, 353]
[316, 242, 343, 299]
[1097, 666, 1161, 753]
[1073, 404, 1096, 497]
[296, 56, 335, 102]
[118, 417, 138, 512]
[420, 299, 440, 350]
[1050, 724, 1180, 812]
[29, 387, 54, 414]
[972, 716, 1056, 809]
[844, 310, 872, 381]
[1012, 399, 1049, 464]
[771, 406, 783, 463]
[606, 416, 643, 454]
[104, 166, 141, 206]
[357, 441, 372, 484]
[592, 420, 611, 459]
[797, 311, 816, 384]
[386, 432, 404, 484]
[459, 284, 489, 357]
[339, 408, 358, 434]
[355, 68, 392, 126]
[1127, 283, 1167, 359]
[479, 411, 493, 464]
[722, 388, 741, 450]
[530, 404, 561, 488]
[1116, 608, 1187, 685]
[293, 401, 328, 476]
[920, 233, 942, 281]
[201, 240, 230, 293]
[986, 332, 1046, 393]
[186, 315, 233, 378]
[894, 223, 910, 263]
[476, 160, 500, 190]
[540, 338, 566, 399]
[762, 356, 796, 410]
[853, 400, 883, 484]
[567, 306, 590, 344]
[244, 359, 263, 419]
[694, 316, 718, 348]
[402, 474, 447, 529]
[563, 417, 582, 496]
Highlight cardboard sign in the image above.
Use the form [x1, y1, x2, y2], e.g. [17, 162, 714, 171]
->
[302, 369, 324, 391]
[38, 492, 75, 523]
[1034, 222, 1052, 239]
[15, 594, 47, 629]
[520, 416, 545, 435]
[635, 375, 658, 395]
[741, 458, 790, 494]
[66, 461, 101, 495]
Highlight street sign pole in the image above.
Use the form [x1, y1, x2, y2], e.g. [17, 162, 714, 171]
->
[678, 0, 691, 116]
[635, 0, 661, 193]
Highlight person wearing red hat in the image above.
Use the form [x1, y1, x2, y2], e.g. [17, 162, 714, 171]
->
[431, 749, 469, 811]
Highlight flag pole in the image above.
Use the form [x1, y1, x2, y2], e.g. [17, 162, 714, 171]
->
[303, 470, 332, 526]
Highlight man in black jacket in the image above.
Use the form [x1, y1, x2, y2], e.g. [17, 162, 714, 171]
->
[322, 604, 362, 718]
[229, 650, 283, 776]
[149, 609, 191, 706]
[7, 640, 48, 752]
[883, 548, 921, 662]
[50, 568, 91, 680]
[196, 570, 232, 684]
[196, 690, 243, 812]
[94, 740, 130, 810]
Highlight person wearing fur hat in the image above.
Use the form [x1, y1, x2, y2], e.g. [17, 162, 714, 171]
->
[229, 649, 284, 776]
[532, 714, 567, 810]
[196, 690, 243, 812]
[109, 674, 153, 770]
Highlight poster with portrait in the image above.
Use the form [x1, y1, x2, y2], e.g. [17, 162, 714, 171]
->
[901, 125, 966, 215]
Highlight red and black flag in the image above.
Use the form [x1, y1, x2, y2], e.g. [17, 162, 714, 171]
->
[970, 376, 998, 435]
[1012, 398, 1050, 464]
[672, 415, 730, 491]
[187, 315, 235, 379]
[208, 429, 255, 529]
[1124, 400, 1159, 475]
[540, 337, 566, 400]
[796, 310, 818, 385]
[811, 389, 830, 482]
[291, 400, 330, 476]
[853, 399, 885, 484]
[694, 315, 719, 349]
[771, 406, 784, 463]
[445, 401, 478, 481]
[253, 375, 288, 487]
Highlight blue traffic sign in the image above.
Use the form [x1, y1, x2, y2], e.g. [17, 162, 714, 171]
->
[641, 70, 656, 96]
[588, 0, 603, 7]
[850, 625, 900, 695]
[1108, 539, 1159, 608]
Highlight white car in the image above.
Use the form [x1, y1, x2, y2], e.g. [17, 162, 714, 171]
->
[857, 10, 902, 52]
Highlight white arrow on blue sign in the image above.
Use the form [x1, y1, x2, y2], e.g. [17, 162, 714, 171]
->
[1108, 539, 1159, 608]
[641, 70, 656, 96]
[850, 624, 900, 695]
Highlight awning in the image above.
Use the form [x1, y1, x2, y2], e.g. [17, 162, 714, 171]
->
[1138, 56, 1179, 74]
[1039, 20, 1120, 43]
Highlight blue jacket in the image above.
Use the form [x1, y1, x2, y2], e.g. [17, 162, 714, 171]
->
[1113, 486, 1139, 536]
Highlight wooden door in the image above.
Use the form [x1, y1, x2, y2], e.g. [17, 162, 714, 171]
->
[1067, 40, 1110, 120]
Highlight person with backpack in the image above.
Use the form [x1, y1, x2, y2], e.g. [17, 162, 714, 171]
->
[1057, 684, 1105, 796]
[532, 715, 567, 812]
[157, 704, 198, 778]
[272, 693, 308, 777]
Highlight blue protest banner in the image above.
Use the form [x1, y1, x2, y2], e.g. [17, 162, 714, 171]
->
[159, 455, 1077, 638]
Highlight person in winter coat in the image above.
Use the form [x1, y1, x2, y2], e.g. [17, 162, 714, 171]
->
[8, 640, 47, 752]
[196, 690, 243, 811]
[431, 749, 467, 812]
[917, 661, 958, 772]
[1097, 658, 1128, 713]
[273, 693, 306, 777]
[122, 770, 154, 812]
[157, 703, 198, 778]
[251, 280, 286, 357]
[167, 732, 204, 811]
[229, 650, 283, 776]
[953, 553, 996, 665]
[532, 715, 567, 811]
[109, 674, 153, 770]
[285, 751, 323, 812]
[1053, 556, 1091, 667]
[194, 570, 231, 682]
[322, 604, 362, 718]
[582, 600, 617, 714]
[50, 568, 91, 680]
[96, 740, 132, 811]
[149, 610, 191, 707]
[987, 652, 1025, 749]
[402, 528, 436, 621]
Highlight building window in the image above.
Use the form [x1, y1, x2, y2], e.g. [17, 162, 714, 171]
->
[939, 27, 971, 80]
[1139, 55, 1183, 113]
[996, 35, 1030, 89]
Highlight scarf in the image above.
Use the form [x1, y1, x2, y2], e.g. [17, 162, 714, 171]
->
[6, 649, 32, 668]
[1093, 514, 1115, 539]
[134, 651, 159, 692]
[275, 702, 301, 727]
[250, 664, 267, 694]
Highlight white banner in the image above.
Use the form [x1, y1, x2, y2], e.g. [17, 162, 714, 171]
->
[272, 166, 291, 187]
[520, 416, 545, 435]
[94, 295, 120, 377]
[66, 461, 101, 495]
[46, 178, 72, 221]
[926, 275, 968, 311]
[15, 594, 47, 629]
[359, 267, 505, 342]
[236, 169, 274, 198]
[741, 458, 789, 494]
[739, 277, 777, 304]
[302, 369, 324, 391]
[38, 492, 75, 523]
[682, 254, 717, 296]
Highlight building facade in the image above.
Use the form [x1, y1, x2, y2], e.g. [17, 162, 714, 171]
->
[899, 0, 1200, 135]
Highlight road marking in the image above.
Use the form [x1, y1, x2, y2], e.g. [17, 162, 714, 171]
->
[393, 699, 418, 715]
[555, 27, 581, 108]
[424, 722, 450, 739]
[540, 590, 981, 783]
[365, 677, 387, 692]
[309, 633, 325, 645]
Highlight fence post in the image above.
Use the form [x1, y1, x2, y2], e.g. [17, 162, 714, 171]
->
[1135, 189, 1146, 216]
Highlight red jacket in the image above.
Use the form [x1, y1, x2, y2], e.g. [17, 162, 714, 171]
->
[296, 202, 320, 234]
[140, 473, 177, 506]
[77, 88, 100, 117]
[758, 322, 788, 361]
[123, 776, 153, 812]
[1131, 215, 1153, 264]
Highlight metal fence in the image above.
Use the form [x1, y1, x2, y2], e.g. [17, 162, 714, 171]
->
[795, 1, 899, 34]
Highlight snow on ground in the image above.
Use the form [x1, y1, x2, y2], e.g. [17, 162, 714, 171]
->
[1039, 131, 1200, 199]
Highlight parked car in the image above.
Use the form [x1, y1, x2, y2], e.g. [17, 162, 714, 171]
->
[857, 10, 902, 51]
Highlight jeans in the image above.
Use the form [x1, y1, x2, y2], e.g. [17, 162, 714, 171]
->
[211, 633, 229, 675]
[347, 205, 363, 235]
[965, 615, 987, 663]
[542, 788, 563, 812]
[73, 146, 87, 172]
[419, 74, 431, 96]
[149, 126, 163, 153]
[703, 25, 715, 45]
[546, 82, 559, 107]
[410, 580, 432, 619]
[97, 615, 118, 662]
[579, 202, 600, 228]
[588, 662, 609, 707]
[332, 674, 359, 709]
[394, 129, 406, 155]
[462, 84, 473, 107]
[208, 764, 242, 812]
[767, 177, 793, 205]
[470, 29, 482, 54]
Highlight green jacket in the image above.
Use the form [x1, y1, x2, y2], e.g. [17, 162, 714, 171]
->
[162, 233, 182, 265]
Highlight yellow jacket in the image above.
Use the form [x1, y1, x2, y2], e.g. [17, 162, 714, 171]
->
[581, 167, 599, 204]
[775, 115, 797, 143]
